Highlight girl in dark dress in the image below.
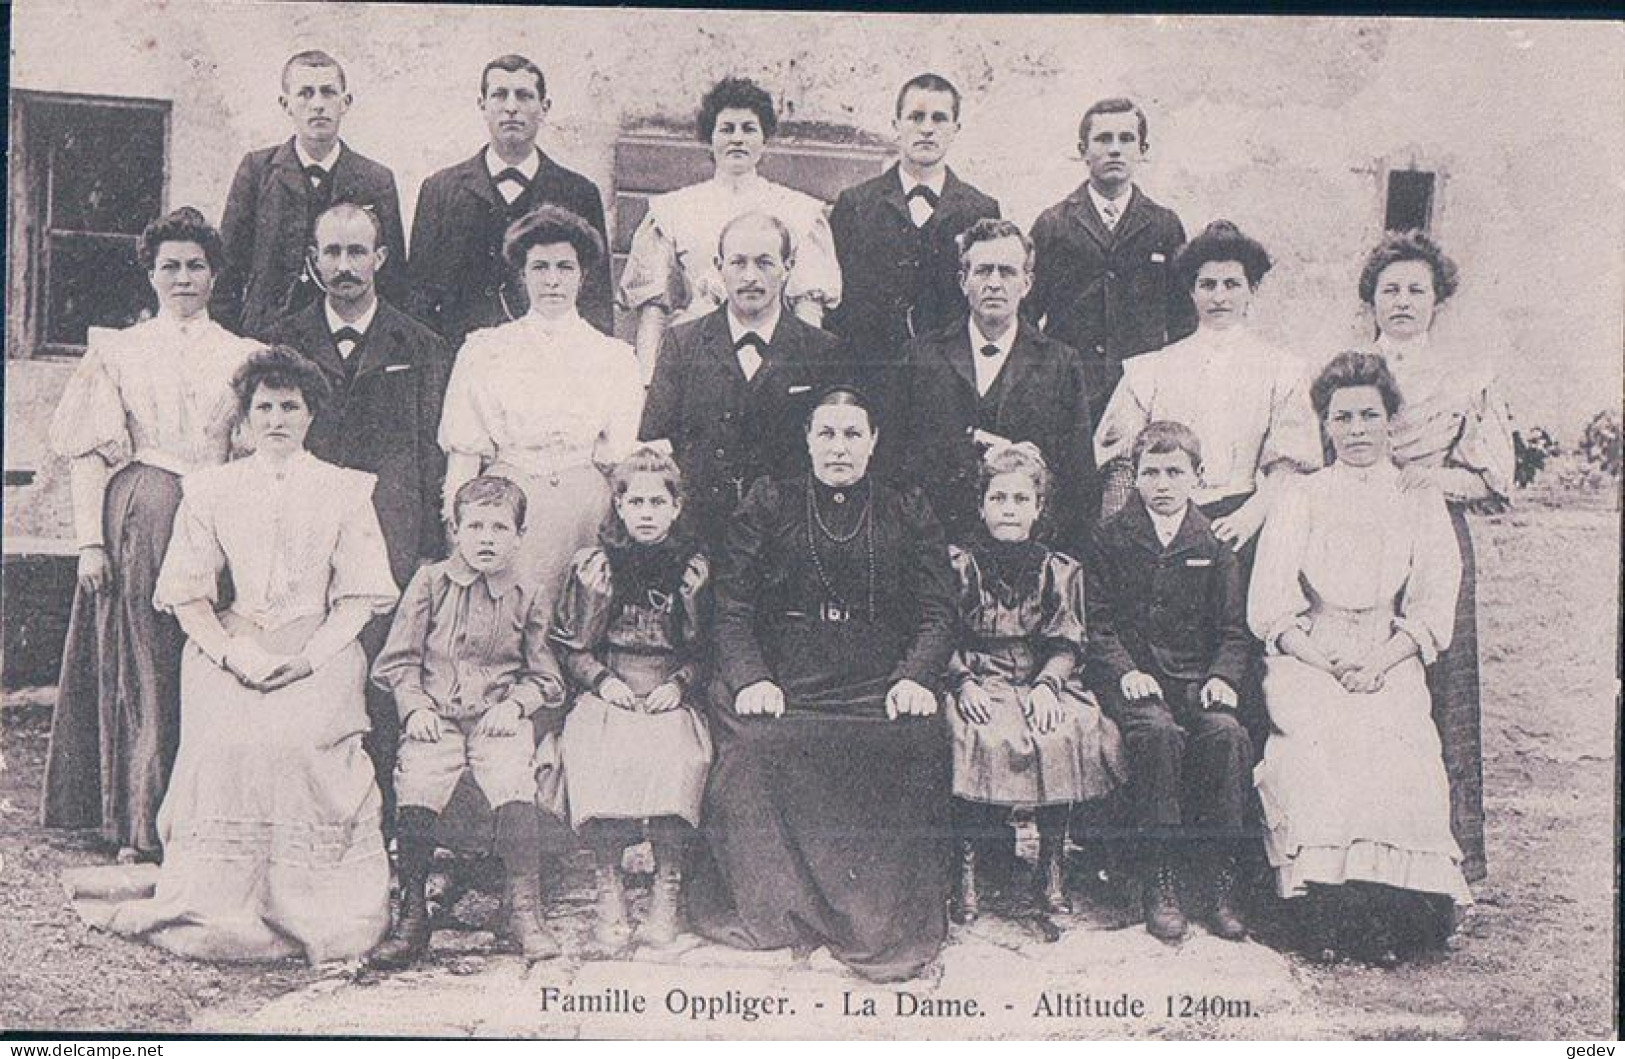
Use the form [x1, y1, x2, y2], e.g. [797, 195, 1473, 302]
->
[687, 387, 958, 982]
[542, 448, 712, 952]
[947, 443, 1124, 925]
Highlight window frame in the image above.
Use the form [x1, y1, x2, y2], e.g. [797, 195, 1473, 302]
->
[7, 89, 172, 361]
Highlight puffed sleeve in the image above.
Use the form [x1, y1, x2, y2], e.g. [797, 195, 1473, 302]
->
[1393, 485, 1463, 664]
[592, 339, 646, 470]
[371, 565, 442, 721]
[890, 487, 958, 689]
[1093, 358, 1151, 471]
[1247, 473, 1316, 652]
[783, 204, 843, 313]
[437, 334, 499, 461]
[327, 476, 402, 613]
[617, 202, 687, 314]
[669, 553, 712, 691]
[1447, 370, 1516, 507]
[49, 329, 131, 465]
[945, 545, 980, 689]
[153, 475, 226, 613]
[1034, 553, 1088, 688]
[549, 547, 617, 693]
[1261, 355, 1324, 477]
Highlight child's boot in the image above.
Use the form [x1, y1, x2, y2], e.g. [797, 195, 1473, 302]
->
[1034, 805, 1073, 914]
[495, 802, 559, 962]
[365, 807, 437, 970]
[641, 820, 687, 947]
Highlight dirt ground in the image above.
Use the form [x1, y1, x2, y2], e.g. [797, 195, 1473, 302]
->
[1, 497, 1617, 1040]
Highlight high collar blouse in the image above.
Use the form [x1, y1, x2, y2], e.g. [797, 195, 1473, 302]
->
[1375, 332, 1516, 505]
[437, 310, 644, 478]
[1248, 460, 1462, 664]
[1094, 324, 1323, 506]
[617, 174, 842, 324]
[153, 449, 399, 635]
[49, 313, 260, 473]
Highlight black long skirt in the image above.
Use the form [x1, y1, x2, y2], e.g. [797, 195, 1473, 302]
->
[687, 617, 951, 982]
[41, 463, 186, 855]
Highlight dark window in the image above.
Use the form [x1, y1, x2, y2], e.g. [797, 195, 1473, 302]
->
[7, 91, 170, 358]
[1384, 169, 1436, 233]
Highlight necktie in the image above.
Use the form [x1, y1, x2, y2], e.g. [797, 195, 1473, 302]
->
[305, 165, 331, 204]
[1101, 199, 1120, 230]
[333, 326, 363, 360]
[734, 332, 765, 380]
[906, 183, 939, 227]
[495, 167, 530, 203]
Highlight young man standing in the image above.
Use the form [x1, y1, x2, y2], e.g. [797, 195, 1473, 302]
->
[1028, 98, 1196, 423]
[827, 73, 1000, 437]
[213, 51, 406, 339]
[407, 54, 612, 345]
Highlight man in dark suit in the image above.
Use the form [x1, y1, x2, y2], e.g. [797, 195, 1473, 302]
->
[826, 73, 1000, 436]
[406, 54, 612, 346]
[640, 211, 849, 550]
[265, 202, 451, 834]
[1028, 97, 1197, 422]
[899, 218, 1097, 555]
[213, 50, 407, 339]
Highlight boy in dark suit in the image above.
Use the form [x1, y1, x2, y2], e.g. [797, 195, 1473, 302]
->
[826, 73, 1000, 431]
[1088, 420, 1253, 943]
[213, 50, 406, 339]
[1028, 98, 1197, 422]
[406, 54, 612, 346]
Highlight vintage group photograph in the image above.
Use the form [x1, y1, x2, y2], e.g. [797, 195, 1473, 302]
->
[1, 0, 1620, 1041]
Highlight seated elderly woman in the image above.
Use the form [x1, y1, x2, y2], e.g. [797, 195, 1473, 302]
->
[687, 386, 957, 982]
[99, 347, 400, 964]
[1250, 349, 1470, 966]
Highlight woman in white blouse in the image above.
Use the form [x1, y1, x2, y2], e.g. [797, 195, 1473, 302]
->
[1250, 350, 1469, 966]
[439, 205, 644, 616]
[619, 76, 841, 379]
[1094, 220, 1321, 547]
[42, 207, 259, 863]
[103, 347, 400, 963]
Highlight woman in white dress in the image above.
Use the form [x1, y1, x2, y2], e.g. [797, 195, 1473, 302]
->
[1094, 220, 1321, 545]
[1250, 349, 1471, 966]
[43, 207, 259, 863]
[619, 76, 841, 378]
[104, 347, 400, 963]
[439, 205, 644, 620]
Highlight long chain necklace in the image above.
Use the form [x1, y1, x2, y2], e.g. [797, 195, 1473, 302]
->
[805, 477, 877, 622]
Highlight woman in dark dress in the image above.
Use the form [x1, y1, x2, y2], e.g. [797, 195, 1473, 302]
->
[687, 387, 957, 982]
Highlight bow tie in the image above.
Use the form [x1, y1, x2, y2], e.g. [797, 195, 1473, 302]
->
[734, 331, 766, 353]
[905, 184, 940, 207]
[333, 326, 364, 345]
[494, 167, 531, 189]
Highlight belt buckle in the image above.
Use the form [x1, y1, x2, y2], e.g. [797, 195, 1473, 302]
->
[820, 599, 850, 623]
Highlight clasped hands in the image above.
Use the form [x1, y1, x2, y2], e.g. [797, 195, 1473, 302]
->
[734, 678, 938, 720]
[404, 699, 527, 742]
[1120, 670, 1238, 711]
[955, 679, 1072, 734]
[222, 638, 312, 692]
[599, 676, 684, 714]
[1320, 649, 1387, 694]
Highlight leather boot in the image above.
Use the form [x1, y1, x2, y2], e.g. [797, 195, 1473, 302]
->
[365, 824, 434, 970]
[1207, 857, 1247, 940]
[592, 865, 633, 952]
[951, 839, 980, 924]
[503, 861, 561, 963]
[1143, 861, 1187, 942]
[1035, 811, 1072, 914]
[641, 862, 683, 947]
